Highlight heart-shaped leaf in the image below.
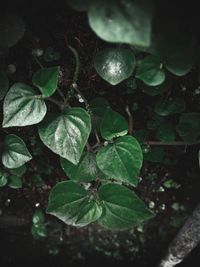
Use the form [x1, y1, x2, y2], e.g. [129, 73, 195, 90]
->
[47, 181, 102, 226]
[100, 107, 128, 140]
[155, 98, 185, 116]
[98, 183, 154, 230]
[156, 34, 195, 76]
[60, 151, 98, 182]
[136, 55, 165, 86]
[176, 113, 200, 142]
[156, 122, 176, 142]
[2, 134, 32, 169]
[88, 0, 153, 47]
[94, 48, 136, 85]
[96, 136, 143, 186]
[0, 72, 9, 100]
[38, 107, 91, 165]
[32, 66, 60, 97]
[2, 83, 47, 128]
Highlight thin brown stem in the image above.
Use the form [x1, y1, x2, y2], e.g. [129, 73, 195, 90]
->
[145, 141, 200, 146]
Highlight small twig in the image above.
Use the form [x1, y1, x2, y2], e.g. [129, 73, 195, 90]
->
[57, 87, 66, 101]
[33, 55, 44, 69]
[125, 105, 133, 135]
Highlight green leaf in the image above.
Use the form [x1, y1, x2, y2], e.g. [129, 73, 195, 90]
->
[2, 134, 32, 169]
[155, 98, 185, 116]
[0, 13, 25, 49]
[90, 97, 110, 132]
[176, 113, 200, 142]
[7, 175, 22, 189]
[38, 108, 91, 165]
[156, 122, 176, 142]
[96, 136, 143, 186]
[136, 55, 165, 86]
[0, 72, 9, 100]
[44, 47, 60, 62]
[32, 209, 45, 224]
[139, 76, 172, 96]
[2, 83, 47, 128]
[60, 151, 98, 182]
[100, 107, 128, 140]
[98, 183, 154, 230]
[9, 164, 27, 177]
[94, 48, 136, 85]
[0, 170, 7, 187]
[144, 147, 165, 163]
[88, 0, 153, 47]
[32, 66, 60, 97]
[47, 181, 102, 226]
[156, 34, 195, 76]
[31, 224, 47, 239]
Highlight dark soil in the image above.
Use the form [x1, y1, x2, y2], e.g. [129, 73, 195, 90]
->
[0, 1, 200, 266]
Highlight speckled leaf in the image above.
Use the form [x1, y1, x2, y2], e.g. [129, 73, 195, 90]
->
[100, 107, 128, 140]
[38, 108, 91, 165]
[47, 181, 102, 226]
[96, 136, 143, 186]
[94, 48, 136, 85]
[98, 183, 154, 230]
[0, 72, 9, 100]
[32, 66, 60, 97]
[2, 134, 32, 169]
[88, 0, 153, 47]
[136, 55, 165, 86]
[60, 151, 98, 182]
[2, 83, 47, 128]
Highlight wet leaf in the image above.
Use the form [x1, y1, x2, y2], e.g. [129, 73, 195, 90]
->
[94, 48, 136, 85]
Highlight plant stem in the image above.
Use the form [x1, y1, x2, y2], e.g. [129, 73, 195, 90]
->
[57, 87, 66, 101]
[45, 97, 63, 108]
[68, 45, 80, 83]
[33, 55, 44, 69]
[125, 105, 133, 135]
[145, 141, 200, 146]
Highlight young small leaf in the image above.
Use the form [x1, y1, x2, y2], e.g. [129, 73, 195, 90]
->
[94, 48, 136, 85]
[0, 170, 7, 187]
[32, 66, 60, 97]
[60, 151, 98, 182]
[47, 181, 102, 226]
[100, 107, 128, 140]
[38, 108, 91, 165]
[96, 136, 143, 186]
[7, 175, 22, 189]
[156, 122, 176, 142]
[136, 55, 165, 86]
[2, 134, 32, 169]
[176, 113, 200, 142]
[98, 183, 154, 230]
[2, 83, 47, 127]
